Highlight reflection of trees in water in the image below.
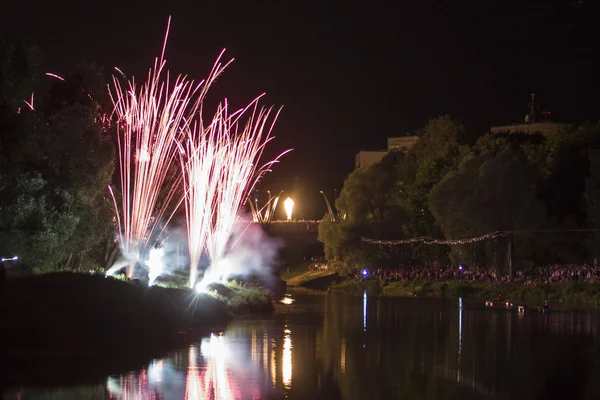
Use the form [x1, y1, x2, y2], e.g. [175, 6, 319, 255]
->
[318, 295, 600, 400]
[6, 299, 600, 400]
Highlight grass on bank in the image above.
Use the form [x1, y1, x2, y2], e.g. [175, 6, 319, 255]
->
[330, 279, 600, 307]
[280, 261, 312, 281]
[206, 280, 274, 314]
[281, 262, 336, 287]
[0, 272, 275, 355]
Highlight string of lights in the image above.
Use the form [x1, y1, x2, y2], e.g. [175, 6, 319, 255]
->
[361, 231, 509, 246]
[362, 228, 600, 246]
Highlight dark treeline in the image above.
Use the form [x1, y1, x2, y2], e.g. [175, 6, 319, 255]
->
[319, 116, 600, 274]
[0, 38, 116, 272]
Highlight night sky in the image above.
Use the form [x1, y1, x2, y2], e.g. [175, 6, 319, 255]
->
[2, 0, 600, 218]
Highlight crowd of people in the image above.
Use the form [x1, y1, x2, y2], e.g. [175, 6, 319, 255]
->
[345, 263, 600, 285]
[308, 257, 329, 271]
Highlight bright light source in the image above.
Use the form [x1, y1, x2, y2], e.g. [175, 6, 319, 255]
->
[195, 281, 208, 294]
[459, 265, 464, 271]
[1, 256, 18, 262]
[284, 197, 294, 220]
[362, 268, 369, 277]
[280, 294, 294, 305]
[146, 247, 165, 286]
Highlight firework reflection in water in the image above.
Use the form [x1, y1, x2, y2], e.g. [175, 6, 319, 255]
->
[104, 334, 265, 399]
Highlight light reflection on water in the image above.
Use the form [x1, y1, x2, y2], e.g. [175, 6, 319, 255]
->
[3, 322, 294, 400]
[282, 327, 292, 390]
[4, 293, 600, 400]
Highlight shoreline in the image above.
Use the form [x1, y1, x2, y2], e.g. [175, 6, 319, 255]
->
[0, 273, 274, 391]
[335, 279, 600, 308]
[285, 271, 600, 309]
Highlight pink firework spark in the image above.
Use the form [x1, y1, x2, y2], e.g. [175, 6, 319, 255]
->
[107, 16, 229, 277]
[45, 72, 65, 81]
[107, 16, 289, 284]
[248, 190, 282, 223]
[204, 99, 287, 265]
[23, 91, 35, 111]
[184, 96, 289, 288]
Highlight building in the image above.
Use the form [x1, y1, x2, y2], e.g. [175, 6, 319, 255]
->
[491, 122, 567, 135]
[355, 136, 419, 168]
[387, 136, 419, 152]
[355, 150, 387, 168]
[491, 94, 568, 135]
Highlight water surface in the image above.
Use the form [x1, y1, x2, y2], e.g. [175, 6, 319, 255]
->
[4, 291, 600, 399]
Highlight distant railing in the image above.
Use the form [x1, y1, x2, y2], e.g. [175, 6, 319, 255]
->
[257, 220, 321, 233]
[267, 219, 321, 224]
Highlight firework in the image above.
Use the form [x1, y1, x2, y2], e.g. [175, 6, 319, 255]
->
[183, 97, 288, 288]
[107, 16, 289, 285]
[146, 247, 165, 286]
[107, 17, 227, 277]
[248, 190, 282, 223]
[45, 72, 65, 81]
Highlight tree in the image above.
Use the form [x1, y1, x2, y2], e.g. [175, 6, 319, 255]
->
[0, 42, 115, 270]
[0, 38, 42, 110]
[319, 152, 409, 270]
[402, 116, 467, 238]
[0, 171, 79, 268]
[429, 145, 547, 269]
[585, 150, 600, 258]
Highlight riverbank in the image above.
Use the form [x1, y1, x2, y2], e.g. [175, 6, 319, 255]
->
[329, 279, 600, 307]
[0, 272, 274, 390]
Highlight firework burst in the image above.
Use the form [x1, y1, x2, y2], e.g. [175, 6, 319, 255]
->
[107, 16, 289, 285]
[248, 190, 282, 223]
[107, 17, 218, 277]
[183, 97, 289, 288]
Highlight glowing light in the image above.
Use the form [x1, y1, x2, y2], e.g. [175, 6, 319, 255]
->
[185, 102, 288, 288]
[284, 197, 294, 220]
[363, 291, 367, 333]
[108, 16, 200, 278]
[105, 258, 129, 277]
[249, 190, 282, 223]
[199, 335, 235, 399]
[341, 338, 346, 374]
[185, 345, 202, 400]
[458, 297, 463, 361]
[148, 360, 164, 383]
[1, 256, 18, 262]
[362, 268, 369, 277]
[270, 339, 276, 388]
[107, 15, 290, 289]
[45, 72, 65, 81]
[251, 330, 257, 362]
[282, 328, 292, 389]
[280, 294, 294, 305]
[23, 91, 34, 111]
[263, 332, 269, 374]
[98, 328, 266, 400]
[146, 247, 165, 286]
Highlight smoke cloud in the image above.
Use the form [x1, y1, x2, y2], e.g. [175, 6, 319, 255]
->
[199, 219, 283, 289]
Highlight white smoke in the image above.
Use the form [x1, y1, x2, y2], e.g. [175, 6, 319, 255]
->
[197, 220, 282, 291]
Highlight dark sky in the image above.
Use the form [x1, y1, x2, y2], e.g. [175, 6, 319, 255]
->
[2, 0, 600, 218]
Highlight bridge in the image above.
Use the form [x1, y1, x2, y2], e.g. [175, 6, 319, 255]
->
[259, 220, 320, 234]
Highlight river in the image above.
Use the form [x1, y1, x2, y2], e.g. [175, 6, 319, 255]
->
[3, 289, 600, 399]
